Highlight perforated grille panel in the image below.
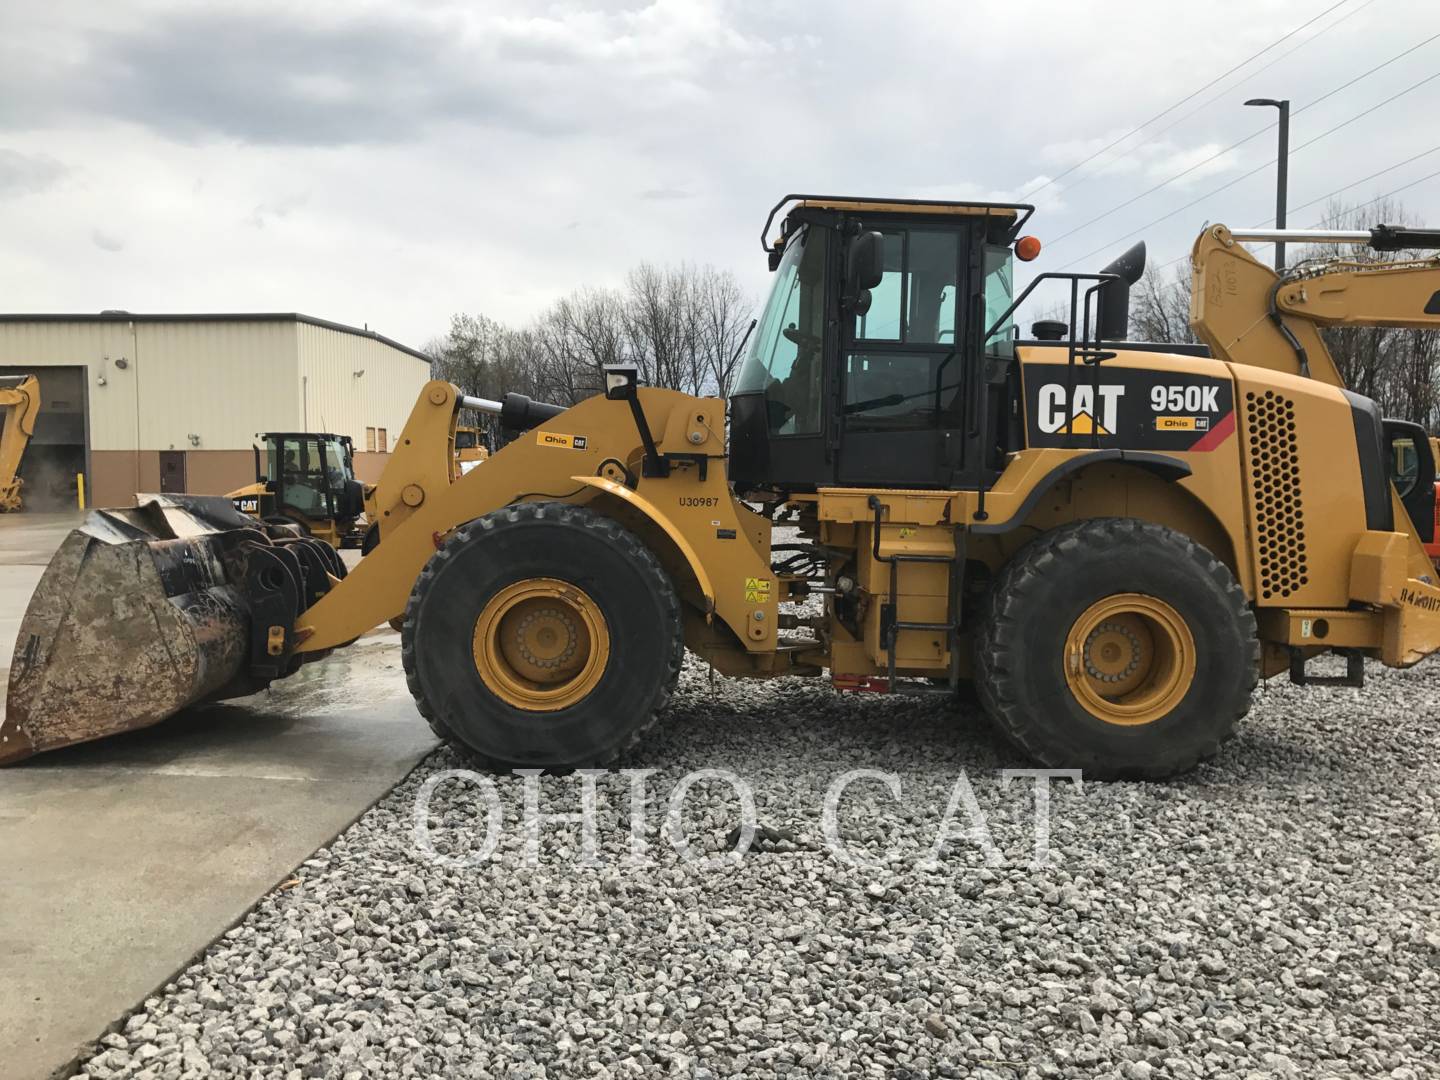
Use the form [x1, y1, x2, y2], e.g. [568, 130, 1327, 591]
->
[1244, 390, 1308, 600]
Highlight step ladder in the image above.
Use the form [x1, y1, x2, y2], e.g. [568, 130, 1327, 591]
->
[866, 495, 967, 697]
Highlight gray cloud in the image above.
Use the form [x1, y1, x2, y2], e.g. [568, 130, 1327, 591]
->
[71, 13, 535, 146]
[0, 149, 67, 197]
[90, 228, 124, 252]
[1, 6, 769, 148]
[640, 187, 693, 201]
[0, 0, 1434, 348]
[245, 191, 311, 229]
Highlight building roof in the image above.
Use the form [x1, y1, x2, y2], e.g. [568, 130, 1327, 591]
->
[0, 312, 432, 364]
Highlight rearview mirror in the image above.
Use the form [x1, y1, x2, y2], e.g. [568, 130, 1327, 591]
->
[846, 231, 885, 297]
[1391, 435, 1420, 497]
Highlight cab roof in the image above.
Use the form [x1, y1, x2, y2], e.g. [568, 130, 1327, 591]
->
[762, 193, 1035, 252]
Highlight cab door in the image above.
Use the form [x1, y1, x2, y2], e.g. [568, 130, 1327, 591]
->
[836, 226, 967, 487]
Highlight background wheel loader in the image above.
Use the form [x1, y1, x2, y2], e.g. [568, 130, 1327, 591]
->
[227, 431, 371, 550]
[0, 374, 40, 512]
[454, 425, 491, 474]
[8, 195, 1440, 779]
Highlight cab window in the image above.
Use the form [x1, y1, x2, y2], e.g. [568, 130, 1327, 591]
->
[983, 246, 1015, 360]
[846, 227, 962, 432]
[854, 230, 959, 344]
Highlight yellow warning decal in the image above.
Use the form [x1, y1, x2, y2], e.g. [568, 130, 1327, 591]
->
[744, 576, 771, 604]
[1154, 416, 1207, 431]
[537, 431, 589, 450]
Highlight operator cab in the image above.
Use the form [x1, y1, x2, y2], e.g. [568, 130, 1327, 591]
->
[730, 195, 1033, 492]
[252, 432, 365, 524]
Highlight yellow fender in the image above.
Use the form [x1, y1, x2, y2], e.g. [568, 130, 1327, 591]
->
[569, 475, 716, 612]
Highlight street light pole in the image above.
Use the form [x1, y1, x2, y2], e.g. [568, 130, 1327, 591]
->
[1245, 98, 1290, 271]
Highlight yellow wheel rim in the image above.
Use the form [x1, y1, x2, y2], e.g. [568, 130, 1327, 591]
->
[1063, 593, 1196, 727]
[472, 578, 610, 711]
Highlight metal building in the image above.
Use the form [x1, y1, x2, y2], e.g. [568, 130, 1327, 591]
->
[0, 313, 432, 508]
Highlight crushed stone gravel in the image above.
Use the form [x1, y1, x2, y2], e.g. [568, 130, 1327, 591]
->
[70, 651, 1440, 1079]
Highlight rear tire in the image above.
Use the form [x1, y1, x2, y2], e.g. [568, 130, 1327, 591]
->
[401, 502, 683, 771]
[974, 518, 1257, 780]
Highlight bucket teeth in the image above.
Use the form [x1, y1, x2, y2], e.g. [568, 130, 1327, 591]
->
[2, 494, 344, 764]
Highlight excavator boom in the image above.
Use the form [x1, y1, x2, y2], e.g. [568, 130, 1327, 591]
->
[0, 374, 40, 512]
[1191, 224, 1440, 385]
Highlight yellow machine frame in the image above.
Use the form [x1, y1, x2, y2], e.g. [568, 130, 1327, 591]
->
[10, 211, 1440, 773]
[287, 227, 1440, 679]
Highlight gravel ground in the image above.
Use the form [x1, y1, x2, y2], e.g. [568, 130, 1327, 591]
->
[71, 651, 1439, 1080]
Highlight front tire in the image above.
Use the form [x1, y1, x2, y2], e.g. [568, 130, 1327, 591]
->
[974, 518, 1258, 780]
[402, 502, 683, 771]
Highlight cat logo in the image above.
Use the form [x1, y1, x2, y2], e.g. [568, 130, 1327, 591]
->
[1037, 383, 1125, 436]
[233, 496, 260, 514]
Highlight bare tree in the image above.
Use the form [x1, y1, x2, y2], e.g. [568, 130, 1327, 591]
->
[691, 266, 755, 397]
[1130, 263, 1196, 345]
[428, 312, 538, 442]
[624, 262, 702, 395]
[1298, 197, 1440, 426]
[530, 289, 628, 406]
[435, 263, 754, 417]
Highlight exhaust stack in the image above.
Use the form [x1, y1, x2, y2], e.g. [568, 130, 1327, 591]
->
[1097, 241, 1147, 341]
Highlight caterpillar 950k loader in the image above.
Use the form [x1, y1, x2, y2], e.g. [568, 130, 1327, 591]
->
[0, 374, 40, 512]
[8, 196, 1440, 778]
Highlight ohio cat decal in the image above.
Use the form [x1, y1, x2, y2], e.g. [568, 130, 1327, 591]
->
[1023, 364, 1235, 452]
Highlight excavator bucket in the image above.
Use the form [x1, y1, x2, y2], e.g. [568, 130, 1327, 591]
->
[2, 494, 345, 765]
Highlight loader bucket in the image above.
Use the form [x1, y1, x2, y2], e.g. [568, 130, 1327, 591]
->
[2, 494, 344, 765]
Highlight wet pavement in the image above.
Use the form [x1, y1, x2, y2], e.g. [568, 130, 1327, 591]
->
[0, 512, 436, 1079]
[0, 512, 82, 672]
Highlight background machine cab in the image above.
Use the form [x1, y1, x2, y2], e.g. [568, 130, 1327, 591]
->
[229, 431, 368, 549]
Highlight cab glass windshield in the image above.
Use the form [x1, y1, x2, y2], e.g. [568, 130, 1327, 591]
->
[734, 225, 829, 435]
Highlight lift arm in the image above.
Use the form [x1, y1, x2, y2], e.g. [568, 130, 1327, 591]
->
[0, 374, 40, 512]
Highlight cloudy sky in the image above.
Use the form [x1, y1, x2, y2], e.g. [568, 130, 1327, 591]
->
[2, 0, 1437, 348]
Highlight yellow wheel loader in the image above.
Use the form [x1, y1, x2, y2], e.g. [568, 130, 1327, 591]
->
[8, 196, 1440, 779]
[454, 425, 492, 475]
[226, 432, 372, 551]
[0, 374, 41, 513]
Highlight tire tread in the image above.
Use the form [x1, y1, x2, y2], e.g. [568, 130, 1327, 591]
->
[400, 501, 684, 771]
[974, 518, 1259, 780]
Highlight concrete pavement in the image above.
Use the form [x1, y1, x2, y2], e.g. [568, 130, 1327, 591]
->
[0, 511, 437, 1079]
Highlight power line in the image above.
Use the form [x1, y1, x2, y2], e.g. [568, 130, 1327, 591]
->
[1264, 143, 1440, 222]
[1307, 165, 1440, 224]
[1150, 151, 1440, 272]
[1036, 0, 1381, 209]
[1054, 67, 1440, 271]
[1019, 0, 1358, 202]
[1046, 31, 1440, 248]
[1045, 125, 1275, 245]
